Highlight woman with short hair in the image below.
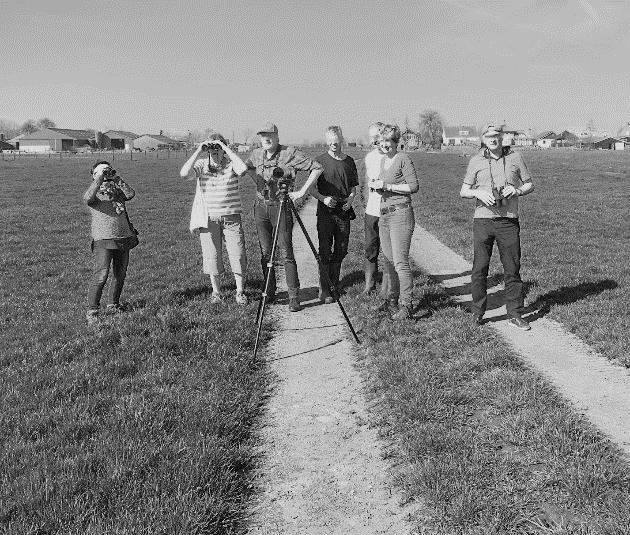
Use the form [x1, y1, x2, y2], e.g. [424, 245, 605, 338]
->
[370, 125, 419, 320]
[179, 133, 250, 304]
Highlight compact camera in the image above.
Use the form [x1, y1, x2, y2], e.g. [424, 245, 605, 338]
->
[201, 142, 221, 151]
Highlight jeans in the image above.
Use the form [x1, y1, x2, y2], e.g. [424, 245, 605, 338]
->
[364, 214, 380, 263]
[379, 205, 415, 307]
[471, 218, 524, 318]
[87, 248, 130, 310]
[198, 214, 247, 277]
[316, 209, 351, 265]
[254, 200, 300, 297]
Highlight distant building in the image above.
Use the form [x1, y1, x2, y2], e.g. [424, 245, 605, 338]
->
[536, 131, 558, 149]
[557, 130, 579, 147]
[590, 137, 626, 150]
[7, 133, 25, 150]
[17, 128, 95, 152]
[0, 140, 15, 151]
[134, 134, 182, 150]
[102, 130, 139, 151]
[400, 129, 421, 150]
[237, 144, 251, 153]
[617, 123, 630, 138]
[442, 126, 479, 146]
[501, 127, 535, 146]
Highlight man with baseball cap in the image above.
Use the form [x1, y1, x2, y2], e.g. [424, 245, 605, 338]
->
[244, 122, 323, 312]
[460, 122, 535, 330]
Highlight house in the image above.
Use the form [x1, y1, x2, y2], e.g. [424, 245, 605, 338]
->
[7, 133, 25, 150]
[400, 129, 421, 150]
[17, 128, 95, 152]
[500, 127, 535, 146]
[102, 130, 139, 151]
[237, 144, 251, 153]
[557, 130, 579, 147]
[0, 140, 15, 151]
[133, 134, 182, 151]
[442, 126, 479, 146]
[536, 131, 558, 149]
[616, 123, 630, 138]
[590, 137, 626, 150]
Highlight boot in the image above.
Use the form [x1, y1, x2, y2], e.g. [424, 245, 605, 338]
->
[329, 261, 342, 295]
[288, 288, 302, 312]
[391, 304, 412, 321]
[261, 257, 276, 303]
[319, 264, 334, 304]
[375, 297, 398, 313]
[362, 260, 377, 295]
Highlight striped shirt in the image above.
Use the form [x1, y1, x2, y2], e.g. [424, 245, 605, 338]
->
[193, 158, 241, 217]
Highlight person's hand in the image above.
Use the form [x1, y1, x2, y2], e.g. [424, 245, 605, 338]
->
[288, 190, 304, 202]
[370, 179, 384, 191]
[342, 198, 353, 211]
[474, 190, 496, 206]
[323, 196, 337, 208]
[501, 185, 518, 198]
[92, 163, 110, 182]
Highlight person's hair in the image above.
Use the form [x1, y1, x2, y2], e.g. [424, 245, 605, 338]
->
[324, 125, 344, 143]
[207, 132, 228, 145]
[91, 160, 111, 173]
[379, 124, 401, 144]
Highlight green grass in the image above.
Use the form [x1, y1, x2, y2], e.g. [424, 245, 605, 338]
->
[392, 149, 630, 366]
[0, 157, 274, 534]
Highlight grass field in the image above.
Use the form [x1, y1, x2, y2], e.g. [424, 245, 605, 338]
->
[2, 149, 630, 534]
[0, 157, 273, 534]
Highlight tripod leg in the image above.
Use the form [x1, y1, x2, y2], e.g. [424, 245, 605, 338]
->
[253, 199, 285, 359]
[288, 199, 361, 345]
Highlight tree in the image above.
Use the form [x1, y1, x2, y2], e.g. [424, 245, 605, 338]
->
[418, 109, 444, 149]
[0, 118, 20, 139]
[21, 119, 37, 134]
[36, 117, 56, 129]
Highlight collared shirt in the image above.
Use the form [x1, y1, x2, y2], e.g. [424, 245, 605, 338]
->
[245, 145, 323, 200]
[464, 149, 532, 219]
[363, 149, 385, 217]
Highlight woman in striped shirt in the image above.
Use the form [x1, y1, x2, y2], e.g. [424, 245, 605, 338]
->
[180, 133, 250, 304]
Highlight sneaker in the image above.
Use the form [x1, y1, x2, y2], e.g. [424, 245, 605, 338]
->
[288, 297, 302, 312]
[235, 292, 248, 305]
[391, 305, 412, 321]
[86, 310, 99, 326]
[210, 293, 223, 304]
[106, 303, 127, 314]
[508, 317, 531, 331]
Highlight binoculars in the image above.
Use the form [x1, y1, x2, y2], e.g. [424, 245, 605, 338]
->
[103, 167, 117, 178]
[492, 187, 508, 207]
[201, 142, 222, 151]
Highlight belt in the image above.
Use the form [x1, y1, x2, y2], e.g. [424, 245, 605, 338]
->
[380, 202, 410, 216]
[255, 192, 279, 204]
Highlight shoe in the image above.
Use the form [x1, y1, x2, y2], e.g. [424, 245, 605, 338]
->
[235, 292, 248, 305]
[391, 305, 412, 321]
[106, 303, 127, 314]
[323, 295, 335, 304]
[508, 317, 531, 331]
[288, 297, 302, 312]
[375, 299, 398, 313]
[210, 293, 223, 304]
[86, 310, 99, 326]
[473, 314, 484, 326]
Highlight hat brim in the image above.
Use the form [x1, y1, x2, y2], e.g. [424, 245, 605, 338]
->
[483, 129, 502, 136]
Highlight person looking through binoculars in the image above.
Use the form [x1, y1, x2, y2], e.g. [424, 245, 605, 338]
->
[179, 133, 250, 305]
[309, 126, 358, 303]
[460, 123, 535, 330]
[244, 123, 323, 312]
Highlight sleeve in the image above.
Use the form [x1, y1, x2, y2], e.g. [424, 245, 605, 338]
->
[287, 147, 323, 173]
[463, 158, 478, 185]
[399, 155, 418, 192]
[347, 158, 359, 187]
[516, 153, 532, 183]
[244, 155, 256, 170]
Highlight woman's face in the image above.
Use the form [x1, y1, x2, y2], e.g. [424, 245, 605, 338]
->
[379, 137, 396, 156]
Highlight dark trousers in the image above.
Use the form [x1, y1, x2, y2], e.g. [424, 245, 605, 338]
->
[316, 209, 351, 265]
[364, 214, 380, 262]
[471, 218, 524, 318]
[254, 200, 300, 297]
[87, 248, 130, 311]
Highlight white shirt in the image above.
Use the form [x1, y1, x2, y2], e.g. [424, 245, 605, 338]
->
[364, 149, 385, 217]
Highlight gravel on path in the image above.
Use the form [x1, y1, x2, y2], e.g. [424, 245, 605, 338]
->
[247, 199, 422, 534]
[409, 224, 630, 456]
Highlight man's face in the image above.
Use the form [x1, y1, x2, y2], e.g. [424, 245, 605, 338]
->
[483, 133, 503, 150]
[326, 133, 342, 153]
[259, 132, 279, 151]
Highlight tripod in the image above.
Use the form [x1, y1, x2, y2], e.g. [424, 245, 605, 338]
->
[253, 194, 361, 359]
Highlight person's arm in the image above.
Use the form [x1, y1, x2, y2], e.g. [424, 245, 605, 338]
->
[308, 182, 338, 207]
[287, 148, 324, 201]
[114, 176, 135, 200]
[341, 186, 357, 211]
[210, 139, 248, 176]
[289, 167, 323, 201]
[502, 153, 535, 198]
[342, 158, 358, 210]
[372, 156, 417, 194]
[179, 143, 204, 179]
[83, 168, 106, 205]
[460, 158, 495, 205]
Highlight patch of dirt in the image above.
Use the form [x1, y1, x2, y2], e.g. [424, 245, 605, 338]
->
[247, 200, 424, 534]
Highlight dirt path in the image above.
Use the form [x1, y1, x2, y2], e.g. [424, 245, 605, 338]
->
[247, 199, 421, 534]
[409, 224, 630, 456]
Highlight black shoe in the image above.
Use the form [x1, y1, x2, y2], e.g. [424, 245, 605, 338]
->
[288, 297, 302, 312]
[375, 299, 398, 313]
[508, 316, 531, 331]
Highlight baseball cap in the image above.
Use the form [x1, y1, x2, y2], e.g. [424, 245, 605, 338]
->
[481, 123, 504, 136]
[256, 122, 279, 135]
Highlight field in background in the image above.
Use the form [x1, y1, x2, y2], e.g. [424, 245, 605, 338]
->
[0, 157, 273, 533]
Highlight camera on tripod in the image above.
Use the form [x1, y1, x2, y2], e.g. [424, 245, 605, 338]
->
[262, 166, 294, 199]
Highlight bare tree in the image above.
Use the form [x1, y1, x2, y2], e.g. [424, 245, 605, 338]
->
[418, 109, 444, 149]
[0, 118, 20, 139]
[36, 118, 56, 129]
[21, 119, 37, 134]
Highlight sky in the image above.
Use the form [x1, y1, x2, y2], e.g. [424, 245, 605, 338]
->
[2, 0, 630, 143]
